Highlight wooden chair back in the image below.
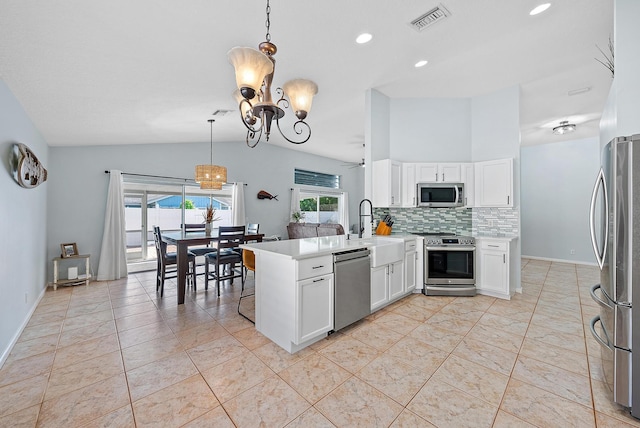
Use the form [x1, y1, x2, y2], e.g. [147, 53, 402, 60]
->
[217, 225, 245, 251]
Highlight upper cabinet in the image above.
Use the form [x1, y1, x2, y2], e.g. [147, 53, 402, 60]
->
[373, 159, 402, 207]
[461, 163, 475, 207]
[401, 163, 417, 207]
[475, 158, 513, 207]
[416, 163, 461, 183]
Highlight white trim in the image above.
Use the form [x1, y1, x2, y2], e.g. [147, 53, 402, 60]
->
[522, 255, 598, 267]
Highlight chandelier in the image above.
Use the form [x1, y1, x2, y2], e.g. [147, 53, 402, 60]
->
[552, 120, 576, 135]
[227, 0, 318, 148]
[195, 119, 227, 190]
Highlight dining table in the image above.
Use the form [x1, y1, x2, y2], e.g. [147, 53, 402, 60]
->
[162, 230, 264, 304]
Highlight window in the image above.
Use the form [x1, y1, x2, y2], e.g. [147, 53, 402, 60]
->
[299, 193, 340, 223]
[294, 168, 340, 189]
[123, 180, 232, 263]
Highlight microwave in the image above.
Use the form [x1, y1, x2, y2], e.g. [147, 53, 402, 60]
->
[417, 182, 464, 207]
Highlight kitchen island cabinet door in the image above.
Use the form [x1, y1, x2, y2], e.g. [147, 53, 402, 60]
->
[371, 265, 389, 311]
[296, 273, 334, 344]
[389, 260, 404, 301]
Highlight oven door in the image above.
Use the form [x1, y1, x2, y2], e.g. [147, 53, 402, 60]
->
[424, 246, 475, 285]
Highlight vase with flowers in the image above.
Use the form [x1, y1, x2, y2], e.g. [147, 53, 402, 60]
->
[203, 204, 221, 235]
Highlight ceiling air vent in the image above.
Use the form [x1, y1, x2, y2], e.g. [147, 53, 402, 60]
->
[212, 109, 233, 117]
[410, 4, 450, 32]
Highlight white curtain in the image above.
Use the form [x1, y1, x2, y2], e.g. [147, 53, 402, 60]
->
[232, 182, 245, 226]
[290, 187, 300, 222]
[97, 170, 128, 280]
[340, 192, 350, 233]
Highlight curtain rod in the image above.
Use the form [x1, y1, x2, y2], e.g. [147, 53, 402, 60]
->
[104, 171, 246, 185]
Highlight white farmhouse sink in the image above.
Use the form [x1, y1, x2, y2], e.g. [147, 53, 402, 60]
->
[368, 239, 404, 267]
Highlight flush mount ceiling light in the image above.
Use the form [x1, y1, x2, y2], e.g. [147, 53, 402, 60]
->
[356, 33, 373, 44]
[415, 60, 428, 68]
[530, 3, 551, 15]
[228, 0, 318, 148]
[552, 120, 576, 135]
[195, 119, 227, 190]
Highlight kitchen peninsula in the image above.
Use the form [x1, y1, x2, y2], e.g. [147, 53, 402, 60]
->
[242, 235, 414, 353]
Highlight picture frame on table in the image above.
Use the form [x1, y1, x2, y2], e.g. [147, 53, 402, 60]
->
[60, 243, 79, 258]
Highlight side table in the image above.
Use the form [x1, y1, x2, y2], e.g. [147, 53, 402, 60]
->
[53, 254, 91, 290]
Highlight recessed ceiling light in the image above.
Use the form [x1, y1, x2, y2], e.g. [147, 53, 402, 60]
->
[530, 3, 551, 15]
[356, 33, 373, 44]
[415, 60, 428, 68]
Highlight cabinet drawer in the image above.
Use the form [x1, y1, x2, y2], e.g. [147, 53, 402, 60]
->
[481, 241, 507, 251]
[297, 255, 333, 280]
[404, 240, 417, 251]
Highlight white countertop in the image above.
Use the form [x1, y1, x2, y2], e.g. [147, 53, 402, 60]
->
[241, 235, 409, 260]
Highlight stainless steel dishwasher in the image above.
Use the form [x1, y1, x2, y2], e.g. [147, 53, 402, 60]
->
[333, 248, 371, 331]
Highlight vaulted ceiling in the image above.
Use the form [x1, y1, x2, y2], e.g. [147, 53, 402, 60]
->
[0, 0, 614, 162]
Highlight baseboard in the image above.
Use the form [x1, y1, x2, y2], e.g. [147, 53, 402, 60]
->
[522, 255, 598, 267]
[0, 284, 47, 367]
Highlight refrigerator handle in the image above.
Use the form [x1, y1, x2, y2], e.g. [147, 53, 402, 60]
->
[590, 316, 613, 351]
[589, 284, 613, 309]
[589, 168, 608, 270]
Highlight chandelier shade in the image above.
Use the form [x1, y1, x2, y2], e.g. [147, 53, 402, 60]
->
[227, 47, 273, 99]
[227, 0, 318, 148]
[195, 119, 227, 190]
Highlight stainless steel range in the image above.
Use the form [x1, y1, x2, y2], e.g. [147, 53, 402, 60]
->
[414, 233, 476, 297]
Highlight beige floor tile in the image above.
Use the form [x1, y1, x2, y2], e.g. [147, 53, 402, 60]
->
[316, 377, 403, 427]
[525, 323, 586, 354]
[357, 353, 430, 405]
[114, 309, 165, 332]
[182, 405, 236, 428]
[477, 312, 529, 336]
[62, 308, 114, 331]
[117, 319, 173, 349]
[452, 337, 517, 376]
[216, 312, 255, 334]
[79, 405, 135, 428]
[423, 311, 477, 336]
[52, 333, 120, 370]
[407, 295, 453, 312]
[252, 341, 313, 373]
[530, 312, 584, 335]
[132, 375, 219, 427]
[492, 410, 536, 427]
[372, 311, 422, 335]
[0, 404, 40, 427]
[8, 333, 59, 362]
[347, 322, 404, 351]
[109, 293, 152, 309]
[65, 300, 112, 319]
[318, 335, 380, 373]
[385, 336, 449, 375]
[407, 377, 497, 428]
[121, 334, 183, 371]
[126, 351, 198, 401]
[0, 350, 54, 387]
[25, 308, 67, 328]
[0, 373, 49, 418]
[279, 353, 351, 403]
[232, 326, 271, 350]
[389, 409, 436, 427]
[595, 410, 640, 428]
[164, 309, 215, 333]
[37, 373, 130, 427]
[500, 378, 595, 427]
[175, 320, 228, 349]
[439, 302, 486, 323]
[112, 300, 158, 319]
[187, 335, 248, 372]
[202, 352, 274, 403]
[44, 350, 124, 400]
[432, 354, 509, 406]
[409, 323, 464, 353]
[591, 378, 640, 425]
[224, 376, 310, 428]
[519, 336, 589, 376]
[57, 319, 117, 348]
[466, 323, 524, 353]
[285, 406, 336, 428]
[392, 302, 435, 322]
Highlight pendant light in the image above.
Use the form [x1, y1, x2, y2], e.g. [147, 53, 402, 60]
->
[195, 119, 227, 190]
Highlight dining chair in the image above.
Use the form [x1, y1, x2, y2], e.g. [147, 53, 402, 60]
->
[204, 225, 245, 296]
[238, 248, 256, 323]
[153, 226, 197, 297]
[247, 223, 259, 235]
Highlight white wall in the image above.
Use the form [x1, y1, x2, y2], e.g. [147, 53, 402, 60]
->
[0, 79, 49, 363]
[521, 138, 600, 263]
[390, 97, 472, 162]
[47, 142, 364, 279]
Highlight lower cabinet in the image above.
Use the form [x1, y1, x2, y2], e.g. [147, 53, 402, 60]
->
[476, 238, 515, 299]
[371, 261, 403, 311]
[404, 239, 417, 293]
[296, 273, 334, 344]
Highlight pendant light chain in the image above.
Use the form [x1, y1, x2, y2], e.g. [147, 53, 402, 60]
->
[265, 0, 271, 42]
[209, 119, 214, 166]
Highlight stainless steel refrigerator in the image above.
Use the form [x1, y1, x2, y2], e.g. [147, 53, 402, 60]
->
[589, 134, 640, 419]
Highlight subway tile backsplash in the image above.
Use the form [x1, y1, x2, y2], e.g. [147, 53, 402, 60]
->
[371, 206, 519, 237]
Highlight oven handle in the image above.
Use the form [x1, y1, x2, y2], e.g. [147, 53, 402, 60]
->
[425, 246, 476, 251]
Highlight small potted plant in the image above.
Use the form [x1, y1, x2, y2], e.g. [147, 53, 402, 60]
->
[291, 211, 305, 223]
[203, 204, 220, 235]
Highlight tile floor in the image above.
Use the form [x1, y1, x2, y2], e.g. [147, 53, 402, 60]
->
[1, 259, 640, 427]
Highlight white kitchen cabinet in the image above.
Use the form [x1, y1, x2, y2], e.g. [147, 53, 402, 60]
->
[296, 273, 334, 344]
[371, 260, 404, 311]
[416, 163, 461, 183]
[373, 159, 402, 207]
[401, 163, 417, 207]
[404, 239, 417, 293]
[461, 163, 475, 207]
[476, 238, 517, 299]
[475, 158, 513, 207]
[415, 236, 424, 291]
